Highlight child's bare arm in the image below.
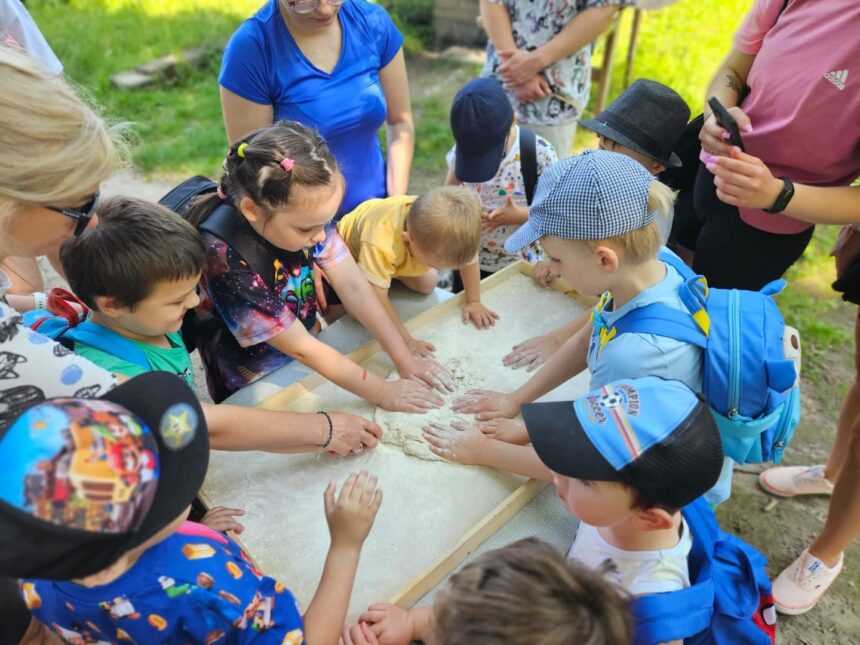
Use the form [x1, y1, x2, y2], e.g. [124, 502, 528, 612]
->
[504, 309, 590, 371]
[454, 322, 589, 420]
[423, 422, 553, 480]
[269, 321, 443, 413]
[512, 321, 590, 403]
[326, 255, 455, 393]
[370, 284, 436, 357]
[459, 262, 498, 330]
[304, 472, 383, 645]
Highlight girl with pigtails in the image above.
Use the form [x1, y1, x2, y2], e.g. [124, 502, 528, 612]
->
[186, 120, 454, 407]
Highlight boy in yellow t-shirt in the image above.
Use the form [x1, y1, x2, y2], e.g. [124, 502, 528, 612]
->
[337, 187, 495, 357]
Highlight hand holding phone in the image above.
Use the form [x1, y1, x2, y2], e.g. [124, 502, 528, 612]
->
[707, 96, 745, 151]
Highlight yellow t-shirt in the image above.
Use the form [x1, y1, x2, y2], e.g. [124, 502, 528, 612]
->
[337, 195, 430, 288]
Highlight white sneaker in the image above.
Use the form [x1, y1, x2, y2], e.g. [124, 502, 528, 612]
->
[773, 550, 843, 615]
[758, 465, 834, 497]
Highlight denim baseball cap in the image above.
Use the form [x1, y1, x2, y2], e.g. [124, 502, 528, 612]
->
[0, 372, 209, 579]
[523, 377, 723, 510]
[504, 149, 655, 252]
[451, 77, 514, 183]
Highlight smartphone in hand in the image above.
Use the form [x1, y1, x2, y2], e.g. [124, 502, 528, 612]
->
[707, 96, 745, 151]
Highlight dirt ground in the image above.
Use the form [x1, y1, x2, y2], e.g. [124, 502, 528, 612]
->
[71, 53, 860, 644]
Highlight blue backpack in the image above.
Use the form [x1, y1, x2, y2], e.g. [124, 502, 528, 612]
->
[23, 310, 152, 372]
[604, 250, 801, 464]
[632, 498, 777, 645]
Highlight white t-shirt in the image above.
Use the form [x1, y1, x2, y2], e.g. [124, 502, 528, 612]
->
[0, 0, 62, 74]
[0, 272, 115, 430]
[568, 519, 692, 596]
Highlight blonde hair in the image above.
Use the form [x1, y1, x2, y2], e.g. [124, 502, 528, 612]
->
[0, 46, 124, 239]
[571, 179, 675, 264]
[407, 186, 481, 266]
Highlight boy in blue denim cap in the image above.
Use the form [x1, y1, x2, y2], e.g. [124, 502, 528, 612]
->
[523, 377, 723, 597]
[0, 372, 381, 645]
[424, 151, 702, 482]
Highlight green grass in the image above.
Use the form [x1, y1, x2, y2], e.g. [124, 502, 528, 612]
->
[28, 0, 263, 178]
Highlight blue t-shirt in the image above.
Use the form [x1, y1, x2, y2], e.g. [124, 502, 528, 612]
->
[22, 522, 305, 644]
[587, 259, 704, 393]
[219, 0, 404, 215]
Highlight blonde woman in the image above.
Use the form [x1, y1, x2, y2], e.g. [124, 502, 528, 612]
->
[0, 45, 382, 643]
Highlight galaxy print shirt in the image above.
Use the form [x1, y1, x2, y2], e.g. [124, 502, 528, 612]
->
[196, 224, 349, 402]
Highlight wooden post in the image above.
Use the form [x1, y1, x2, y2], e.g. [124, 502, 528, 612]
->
[624, 9, 644, 89]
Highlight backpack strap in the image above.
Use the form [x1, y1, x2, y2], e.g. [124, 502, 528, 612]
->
[159, 177, 279, 291]
[64, 321, 152, 372]
[159, 175, 217, 213]
[198, 203, 278, 292]
[611, 303, 708, 349]
[519, 127, 538, 206]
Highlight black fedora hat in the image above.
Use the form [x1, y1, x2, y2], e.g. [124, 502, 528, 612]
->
[580, 79, 691, 168]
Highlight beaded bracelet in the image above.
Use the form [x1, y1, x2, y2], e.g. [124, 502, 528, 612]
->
[317, 411, 333, 449]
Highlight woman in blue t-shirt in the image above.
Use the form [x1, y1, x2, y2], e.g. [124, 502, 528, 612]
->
[219, 0, 414, 216]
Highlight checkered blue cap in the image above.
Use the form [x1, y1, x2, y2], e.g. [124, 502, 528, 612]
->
[504, 149, 656, 252]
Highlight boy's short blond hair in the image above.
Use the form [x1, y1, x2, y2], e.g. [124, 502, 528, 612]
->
[433, 537, 632, 645]
[407, 186, 481, 266]
[560, 180, 675, 264]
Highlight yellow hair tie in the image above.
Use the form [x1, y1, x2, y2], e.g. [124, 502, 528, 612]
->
[237, 143, 248, 158]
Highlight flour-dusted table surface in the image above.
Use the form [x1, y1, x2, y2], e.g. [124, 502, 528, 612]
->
[221, 279, 583, 613]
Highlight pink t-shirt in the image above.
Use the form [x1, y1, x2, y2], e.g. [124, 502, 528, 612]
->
[731, 0, 860, 234]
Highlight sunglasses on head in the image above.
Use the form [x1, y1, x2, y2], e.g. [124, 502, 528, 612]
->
[45, 191, 100, 237]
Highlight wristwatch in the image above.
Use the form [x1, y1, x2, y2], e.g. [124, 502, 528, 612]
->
[764, 177, 795, 213]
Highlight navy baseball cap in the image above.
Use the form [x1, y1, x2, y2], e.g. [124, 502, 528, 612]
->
[504, 149, 655, 252]
[523, 377, 723, 510]
[0, 371, 209, 579]
[451, 77, 514, 183]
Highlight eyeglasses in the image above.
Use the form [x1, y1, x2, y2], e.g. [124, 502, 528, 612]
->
[45, 191, 100, 237]
[288, 0, 346, 15]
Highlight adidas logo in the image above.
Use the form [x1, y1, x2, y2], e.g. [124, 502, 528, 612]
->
[824, 69, 848, 90]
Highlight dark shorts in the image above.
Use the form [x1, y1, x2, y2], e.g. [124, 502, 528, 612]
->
[673, 163, 814, 291]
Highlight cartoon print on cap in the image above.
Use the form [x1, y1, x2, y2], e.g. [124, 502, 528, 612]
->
[0, 399, 159, 532]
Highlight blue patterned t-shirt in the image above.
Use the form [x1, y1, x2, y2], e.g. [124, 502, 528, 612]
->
[22, 522, 305, 644]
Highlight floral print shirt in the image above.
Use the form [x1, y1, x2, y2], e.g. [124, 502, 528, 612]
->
[447, 127, 558, 272]
[482, 0, 633, 126]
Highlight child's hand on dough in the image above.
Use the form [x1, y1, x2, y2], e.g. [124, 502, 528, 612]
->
[200, 506, 245, 534]
[422, 422, 487, 465]
[406, 336, 436, 358]
[503, 334, 560, 371]
[452, 389, 521, 420]
[480, 418, 529, 445]
[325, 471, 382, 550]
[461, 301, 499, 330]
